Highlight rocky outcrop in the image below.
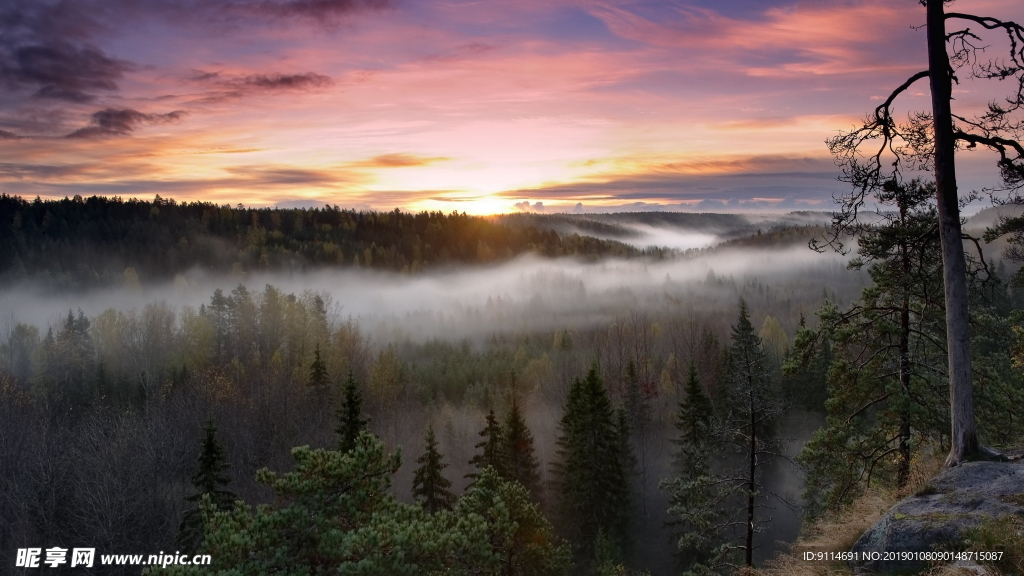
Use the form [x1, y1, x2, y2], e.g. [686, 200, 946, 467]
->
[850, 460, 1024, 574]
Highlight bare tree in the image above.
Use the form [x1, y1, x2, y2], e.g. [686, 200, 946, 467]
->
[822, 0, 1024, 466]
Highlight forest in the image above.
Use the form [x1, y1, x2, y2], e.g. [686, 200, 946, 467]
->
[3, 189, 1024, 576]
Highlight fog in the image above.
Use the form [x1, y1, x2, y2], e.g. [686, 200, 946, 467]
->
[0, 223, 874, 576]
[0, 244, 854, 343]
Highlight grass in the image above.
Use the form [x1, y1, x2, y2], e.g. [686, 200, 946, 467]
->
[748, 453, 945, 576]
[960, 516, 1024, 576]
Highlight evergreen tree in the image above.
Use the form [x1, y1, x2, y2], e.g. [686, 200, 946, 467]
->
[458, 466, 572, 576]
[672, 362, 713, 477]
[781, 314, 831, 413]
[796, 180, 951, 514]
[308, 343, 329, 389]
[164, 433, 495, 575]
[660, 362, 728, 575]
[413, 424, 456, 514]
[503, 396, 543, 503]
[335, 371, 368, 453]
[467, 407, 506, 485]
[725, 298, 784, 567]
[176, 421, 235, 553]
[552, 363, 632, 570]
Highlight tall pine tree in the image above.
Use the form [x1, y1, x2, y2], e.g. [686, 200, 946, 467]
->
[336, 372, 368, 453]
[308, 343, 329, 389]
[503, 396, 543, 503]
[661, 362, 728, 575]
[177, 420, 236, 553]
[726, 299, 785, 568]
[413, 424, 456, 514]
[552, 363, 632, 570]
[467, 407, 506, 485]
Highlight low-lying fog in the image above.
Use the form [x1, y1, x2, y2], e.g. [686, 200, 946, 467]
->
[1, 244, 854, 340]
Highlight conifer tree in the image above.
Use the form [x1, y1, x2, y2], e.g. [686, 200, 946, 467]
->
[660, 362, 730, 575]
[467, 407, 506, 485]
[413, 424, 456, 514]
[553, 363, 632, 568]
[796, 180, 952, 513]
[726, 298, 784, 567]
[336, 372, 368, 453]
[503, 395, 543, 503]
[666, 300, 785, 572]
[177, 420, 235, 553]
[308, 343, 329, 389]
[673, 361, 713, 477]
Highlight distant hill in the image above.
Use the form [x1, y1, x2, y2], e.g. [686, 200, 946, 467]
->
[0, 195, 671, 291]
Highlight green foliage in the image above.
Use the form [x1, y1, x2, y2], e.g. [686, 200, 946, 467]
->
[467, 408, 506, 485]
[797, 181, 951, 514]
[552, 363, 633, 569]
[661, 362, 725, 572]
[659, 474, 732, 576]
[0, 194, 655, 289]
[308, 343, 330, 389]
[413, 424, 457, 514]
[672, 362, 713, 477]
[176, 420, 235, 553]
[161, 432, 496, 576]
[336, 372, 368, 452]
[780, 314, 830, 412]
[458, 466, 572, 576]
[503, 396, 543, 503]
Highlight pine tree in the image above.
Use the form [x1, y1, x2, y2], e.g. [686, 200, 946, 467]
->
[726, 299, 785, 567]
[466, 408, 506, 485]
[553, 363, 632, 568]
[413, 424, 456, 514]
[336, 372, 368, 453]
[503, 396, 543, 503]
[673, 361, 713, 477]
[797, 180, 952, 513]
[177, 420, 235, 553]
[661, 362, 727, 575]
[308, 343, 329, 389]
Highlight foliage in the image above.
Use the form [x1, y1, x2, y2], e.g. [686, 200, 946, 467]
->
[458, 466, 572, 576]
[467, 407, 507, 485]
[308, 343, 330, 389]
[413, 424, 457, 514]
[176, 420, 236, 553]
[161, 432, 495, 576]
[552, 363, 633, 569]
[0, 194, 660, 289]
[503, 396, 543, 503]
[336, 371, 369, 452]
[797, 181, 952, 514]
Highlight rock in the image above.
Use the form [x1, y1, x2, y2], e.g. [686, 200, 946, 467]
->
[850, 461, 1024, 574]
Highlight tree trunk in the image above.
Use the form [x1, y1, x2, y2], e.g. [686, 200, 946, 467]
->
[746, 394, 755, 567]
[898, 229, 912, 488]
[926, 0, 978, 468]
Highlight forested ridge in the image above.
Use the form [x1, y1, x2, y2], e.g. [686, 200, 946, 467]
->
[0, 194, 668, 290]
[4, 192, 1024, 575]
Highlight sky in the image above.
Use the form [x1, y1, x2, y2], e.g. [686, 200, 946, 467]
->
[0, 0, 1021, 214]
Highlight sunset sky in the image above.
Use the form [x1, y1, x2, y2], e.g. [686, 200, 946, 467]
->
[1, 0, 1021, 214]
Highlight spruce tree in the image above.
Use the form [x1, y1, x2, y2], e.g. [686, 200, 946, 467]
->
[726, 299, 784, 567]
[661, 363, 727, 575]
[553, 363, 632, 568]
[466, 408, 506, 485]
[412, 424, 456, 514]
[308, 343, 329, 389]
[503, 396, 543, 503]
[177, 420, 235, 553]
[336, 372, 368, 453]
[673, 361, 713, 477]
